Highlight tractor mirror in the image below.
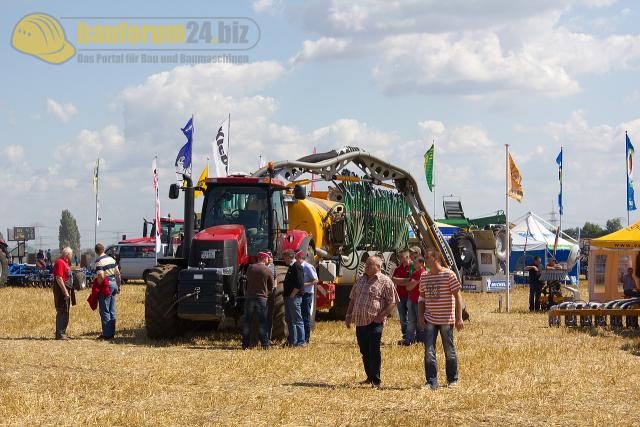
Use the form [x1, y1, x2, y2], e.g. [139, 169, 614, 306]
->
[169, 183, 180, 199]
[293, 184, 306, 200]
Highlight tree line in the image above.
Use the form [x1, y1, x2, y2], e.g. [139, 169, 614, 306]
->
[564, 217, 623, 239]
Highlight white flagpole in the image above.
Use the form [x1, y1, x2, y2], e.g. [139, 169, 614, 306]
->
[227, 113, 231, 175]
[94, 157, 99, 248]
[505, 144, 511, 312]
[433, 140, 436, 218]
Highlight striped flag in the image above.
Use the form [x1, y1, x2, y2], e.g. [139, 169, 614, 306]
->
[424, 143, 434, 192]
[152, 157, 162, 256]
[556, 148, 563, 216]
[627, 132, 636, 211]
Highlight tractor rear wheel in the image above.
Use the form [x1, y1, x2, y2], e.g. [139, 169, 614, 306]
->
[268, 265, 288, 342]
[145, 264, 181, 339]
[0, 252, 7, 287]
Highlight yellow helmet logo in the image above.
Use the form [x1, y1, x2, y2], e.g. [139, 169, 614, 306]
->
[12, 13, 75, 64]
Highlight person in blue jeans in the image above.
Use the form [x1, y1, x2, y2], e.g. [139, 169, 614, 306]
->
[296, 250, 318, 344]
[419, 249, 464, 389]
[94, 243, 121, 340]
[242, 252, 275, 349]
[283, 249, 305, 346]
[406, 257, 426, 344]
[391, 249, 412, 345]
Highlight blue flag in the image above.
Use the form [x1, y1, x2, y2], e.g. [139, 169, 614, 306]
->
[175, 117, 193, 180]
[627, 132, 637, 211]
[556, 148, 563, 216]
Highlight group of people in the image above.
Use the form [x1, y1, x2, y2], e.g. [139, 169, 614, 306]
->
[346, 247, 464, 389]
[241, 249, 318, 349]
[525, 256, 566, 311]
[52, 244, 121, 340]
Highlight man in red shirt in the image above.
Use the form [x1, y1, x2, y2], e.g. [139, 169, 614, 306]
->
[419, 249, 464, 389]
[52, 247, 74, 340]
[405, 256, 426, 344]
[391, 249, 411, 345]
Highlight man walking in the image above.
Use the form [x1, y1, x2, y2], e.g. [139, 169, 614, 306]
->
[345, 256, 399, 388]
[53, 247, 74, 340]
[283, 249, 305, 347]
[392, 249, 411, 345]
[419, 249, 464, 390]
[242, 252, 275, 349]
[296, 250, 318, 344]
[524, 256, 543, 311]
[94, 243, 121, 339]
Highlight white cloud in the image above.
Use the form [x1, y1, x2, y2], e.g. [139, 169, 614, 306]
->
[46, 98, 78, 123]
[289, 0, 640, 99]
[252, 0, 283, 13]
[3, 145, 25, 165]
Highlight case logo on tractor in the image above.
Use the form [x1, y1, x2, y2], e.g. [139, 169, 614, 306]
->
[200, 249, 218, 259]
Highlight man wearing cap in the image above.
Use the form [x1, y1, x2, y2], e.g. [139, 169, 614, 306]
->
[283, 249, 306, 346]
[53, 247, 74, 340]
[295, 250, 318, 344]
[242, 252, 275, 349]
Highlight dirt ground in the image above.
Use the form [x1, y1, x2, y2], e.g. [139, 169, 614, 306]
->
[1, 283, 639, 426]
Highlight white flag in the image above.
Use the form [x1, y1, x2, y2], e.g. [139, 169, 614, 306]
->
[212, 118, 229, 177]
[152, 157, 162, 255]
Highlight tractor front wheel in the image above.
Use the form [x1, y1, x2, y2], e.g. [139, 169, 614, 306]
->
[0, 252, 7, 287]
[145, 264, 181, 339]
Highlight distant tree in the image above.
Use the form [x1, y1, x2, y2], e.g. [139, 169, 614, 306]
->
[564, 227, 580, 239]
[58, 210, 81, 252]
[605, 217, 623, 234]
[581, 222, 606, 239]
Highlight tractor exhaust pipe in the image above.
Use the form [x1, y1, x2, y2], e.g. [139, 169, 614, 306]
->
[183, 175, 194, 263]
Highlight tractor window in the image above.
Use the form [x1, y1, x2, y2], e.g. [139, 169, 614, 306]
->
[161, 221, 184, 244]
[271, 190, 286, 231]
[203, 186, 270, 254]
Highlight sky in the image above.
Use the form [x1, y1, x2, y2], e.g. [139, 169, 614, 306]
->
[2, 0, 640, 250]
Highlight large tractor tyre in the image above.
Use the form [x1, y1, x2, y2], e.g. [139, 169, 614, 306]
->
[268, 265, 288, 342]
[145, 264, 181, 339]
[72, 271, 86, 290]
[0, 252, 8, 287]
[449, 232, 478, 276]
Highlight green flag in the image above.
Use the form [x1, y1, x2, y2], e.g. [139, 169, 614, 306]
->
[424, 143, 434, 191]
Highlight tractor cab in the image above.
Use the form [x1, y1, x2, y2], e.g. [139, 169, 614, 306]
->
[200, 176, 290, 256]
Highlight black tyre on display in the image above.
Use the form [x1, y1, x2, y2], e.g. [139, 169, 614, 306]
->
[0, 252, 8, 287]
[145, 264, 181, 339]
[268, 265, 288, 341]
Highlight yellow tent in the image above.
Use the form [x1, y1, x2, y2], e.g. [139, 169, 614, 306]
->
[589, 221, 640, 301]
[591, 222, 640, 249]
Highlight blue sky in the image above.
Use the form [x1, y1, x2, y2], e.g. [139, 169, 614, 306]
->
[2, 0, 640, 250]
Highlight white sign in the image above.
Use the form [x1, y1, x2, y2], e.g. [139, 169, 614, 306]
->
[484, 276, 513, 293]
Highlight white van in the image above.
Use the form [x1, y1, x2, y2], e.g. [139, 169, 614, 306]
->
[105, 243, 157, 282]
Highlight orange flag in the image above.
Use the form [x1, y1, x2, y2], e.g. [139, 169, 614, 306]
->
[508, 153, 523, 202]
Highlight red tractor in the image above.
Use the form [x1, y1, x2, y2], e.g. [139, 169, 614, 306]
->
[144, 174, 311, 339]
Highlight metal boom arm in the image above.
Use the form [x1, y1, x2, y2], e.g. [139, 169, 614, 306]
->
[252, 147, 459, 280]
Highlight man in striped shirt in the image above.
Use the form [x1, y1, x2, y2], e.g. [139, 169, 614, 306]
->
[94, 243, 121, 339]
[419, 249, 464, 390]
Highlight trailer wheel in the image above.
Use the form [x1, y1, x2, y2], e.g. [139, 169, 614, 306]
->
[268, 265, 288, 342]
[145, 264, 181, 339]
[0, 252, 7, 287]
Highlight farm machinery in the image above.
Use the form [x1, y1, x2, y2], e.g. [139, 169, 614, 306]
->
[144, 146, 458, 339]
[4, 262, 93, 289]
[0, 238, 9, 286]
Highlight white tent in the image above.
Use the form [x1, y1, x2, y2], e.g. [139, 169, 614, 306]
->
[509, 212, 579, 273]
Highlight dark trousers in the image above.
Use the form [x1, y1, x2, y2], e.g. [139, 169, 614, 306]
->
[424, 322, 458, 387]
[624, 289, 640, 297]
[355, 322, 384, 385]
[242, 297, 269, 348]
[301, 292, 313, 343]
[529, 283, 542, 311]
[53, 285, 70, 338]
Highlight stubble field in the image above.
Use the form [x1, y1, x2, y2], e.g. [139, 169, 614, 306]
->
[1, 283, 639, 426]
